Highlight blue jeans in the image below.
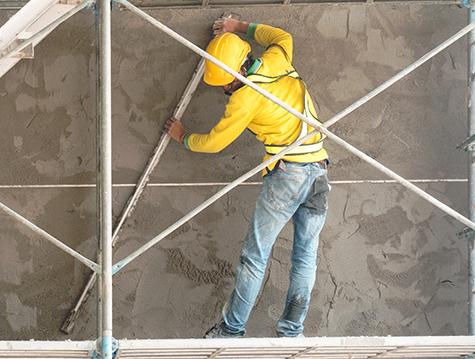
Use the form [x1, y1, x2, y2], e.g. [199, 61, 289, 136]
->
[222, 161, 330, 337]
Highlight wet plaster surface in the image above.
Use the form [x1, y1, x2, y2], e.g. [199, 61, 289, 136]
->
[0, 4, 471, 340]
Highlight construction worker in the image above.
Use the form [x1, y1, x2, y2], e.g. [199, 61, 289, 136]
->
[165, 18, 330, 338]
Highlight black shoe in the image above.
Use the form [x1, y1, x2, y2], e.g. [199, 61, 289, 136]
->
[276, 332, 305, 338]
[203, 321, 245, 339]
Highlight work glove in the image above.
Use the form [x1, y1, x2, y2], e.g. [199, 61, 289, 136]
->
[165, 117, 186, 144]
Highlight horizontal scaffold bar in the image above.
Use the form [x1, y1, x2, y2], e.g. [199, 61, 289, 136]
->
[0, 0, 463, 10]
[0, 336, 475, 359]
[0, 178, 467, 189]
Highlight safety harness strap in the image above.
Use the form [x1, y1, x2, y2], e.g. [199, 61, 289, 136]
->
[265, 141, 324, 155]
[247, 70, 324, 156]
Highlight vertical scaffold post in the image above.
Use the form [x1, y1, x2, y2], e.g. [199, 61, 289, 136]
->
[469, 2, 475, 336]
[98, 0, 113, 358]
[95, 0, 103, 343]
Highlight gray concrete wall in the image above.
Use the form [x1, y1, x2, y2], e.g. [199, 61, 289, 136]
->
[0, 3, 470, 340]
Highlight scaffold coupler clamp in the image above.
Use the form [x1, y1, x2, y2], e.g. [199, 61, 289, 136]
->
[456, 133, 475, 152]
[91, 337, 118, 359]
[457, 227, 475, 240]
[112, 0, 121, 11]
[91, 0, 98, 15]
[463, 0, 473, 8]
[111, 0, 124, 11]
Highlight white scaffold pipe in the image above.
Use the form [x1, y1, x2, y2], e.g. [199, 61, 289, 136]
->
[324, 23, 475, 128]
[0, 178, 467, 188]
[112, 133, 474, 274]
[116, 0, 475, 133]
[112, 129, 321, 274]
[98, 0, 113, 357]
[59, 58, 206, 335]
[467, 3, 475, 336]
[0, 0, 92, 62]
[112, 0, 475, 273]
[0, 201, 100, 272]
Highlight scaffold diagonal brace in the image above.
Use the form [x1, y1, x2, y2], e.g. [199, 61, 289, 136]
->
[110, 0, 475, 274]
[0, 201, 100, 272]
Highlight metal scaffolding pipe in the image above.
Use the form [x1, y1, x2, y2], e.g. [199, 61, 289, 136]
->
[0, 201, 99, 272]
[112, 129, 320, 274]
[0, 1, 91, 62]
[117, 0, 475, 135]
[0, 0, 464, 10]
[60, 58, 205, 335]
[468, 5, 475, 336]
[95, 4, 103, 341]
[0, 0, 57, 51]
[0, 178, 467, 189]
[98, 0, 113, 357]
[323, 25, 475, 128]
[112, 0, 475, 273]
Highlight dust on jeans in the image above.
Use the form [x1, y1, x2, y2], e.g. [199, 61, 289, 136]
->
[266, 170, 307, 211]
[306, 174, 330, 215]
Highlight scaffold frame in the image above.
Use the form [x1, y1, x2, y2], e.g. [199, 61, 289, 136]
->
[1, 0, 475, 358]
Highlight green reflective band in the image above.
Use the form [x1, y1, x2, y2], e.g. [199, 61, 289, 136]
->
[246, 23, 258, 40]
[183, 134, 191, 150]
[247, 58, 262, 75]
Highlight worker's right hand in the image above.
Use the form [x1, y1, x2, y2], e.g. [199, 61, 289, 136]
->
[213, 18, 243, 36]
[165, 117, 186, 144]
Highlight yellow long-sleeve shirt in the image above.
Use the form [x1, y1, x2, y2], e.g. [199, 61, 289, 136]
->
[184, 23, 328, 173]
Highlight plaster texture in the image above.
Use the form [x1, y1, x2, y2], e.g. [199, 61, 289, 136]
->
[0, 3, 470, 340]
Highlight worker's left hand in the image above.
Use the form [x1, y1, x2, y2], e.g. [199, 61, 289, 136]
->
[165, 117, 186, 144]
